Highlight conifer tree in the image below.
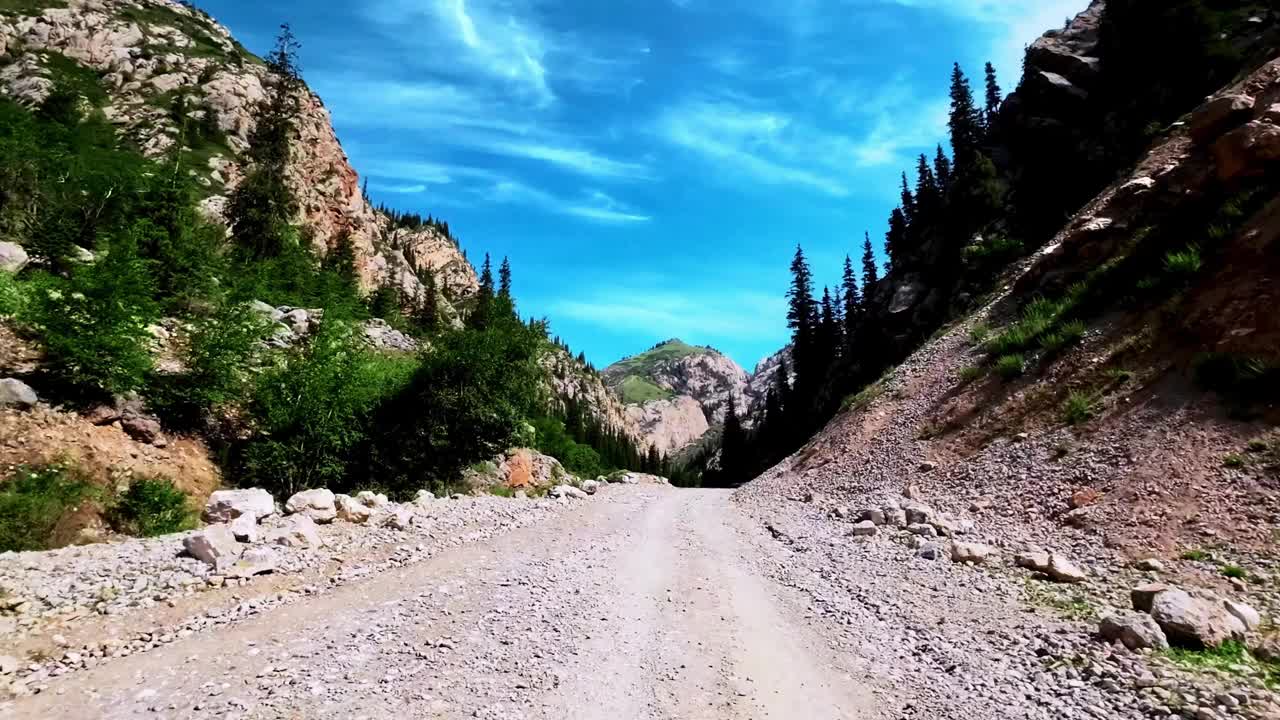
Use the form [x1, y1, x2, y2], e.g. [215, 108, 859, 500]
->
[719, 392, 746, 484]
[933, 145, 952, 189]
[819, 286, 838, 360]
[498, 256, 512, 299]
[861, 233, 879, 304]
[227, 25, 303, 259]
[415, 271, 440, 333]
[885, 207, 908, 272]
[841, 255, 861, 340]
[785, 245, 817, 383]
[914, 154, 940, 222]
[899, 172, 916, 227]
[470, 253, 495, 330]
[983, 61, 1002, 128]
[948, 63, 983, 167]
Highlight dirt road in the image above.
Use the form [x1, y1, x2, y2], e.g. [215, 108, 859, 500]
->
[6, 487, 877, 719]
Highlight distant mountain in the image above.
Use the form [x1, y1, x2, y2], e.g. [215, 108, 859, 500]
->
[603, 339, 753, 455]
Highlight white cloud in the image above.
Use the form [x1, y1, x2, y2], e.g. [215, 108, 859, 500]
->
[551, 286, 787, 343]
[489, 181, 651, 224]
[374, 183, 428, 194]
[480, 140, 652, 180]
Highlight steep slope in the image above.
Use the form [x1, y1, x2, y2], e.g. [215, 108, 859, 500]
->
[603, 339, 752, 453]
[541, 345, 642, 443]
[738, 11, 1280, 687]
[0, 0, 476, 310]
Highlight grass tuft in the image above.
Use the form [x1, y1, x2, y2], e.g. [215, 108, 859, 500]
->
[1223, 454, 1246, 469]
[1062, 392, 1097, 426]
[109, 476, 195, 537]
[0, 463, 97, 552]
[994, 354, 1025, 380]
[1163, 245, 1203, 278]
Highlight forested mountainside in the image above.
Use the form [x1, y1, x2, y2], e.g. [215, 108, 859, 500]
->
[0, 0, 657, 551]
[710, 0, 1280, 489]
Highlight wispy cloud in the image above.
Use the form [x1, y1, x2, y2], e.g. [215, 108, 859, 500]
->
[374, 183, 428, 194]
[490, 181, 651, 224]
[480, 140, 652, 180]
[551, 284, 787, 343]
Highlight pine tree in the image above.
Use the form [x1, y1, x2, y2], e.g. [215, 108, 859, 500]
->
[948, 63, 983, 167]
[786, 245, 817, 348]
[933, 144, 952, 189]
[470, 253, 495, 330]
[498, 256, 512, 299]
[719, 392, 746, 484]
[900, 172, 916, 226]
[227, 25, 303, 259]
[819, 286, 838, 360]
[841, 255, 861, 340]
[983, 61, 1002, 129]
[415, 270, 440, 333]
[885, 207, 908, 272]
[914, 154, 939, 223]
[861, 233, 879, 305]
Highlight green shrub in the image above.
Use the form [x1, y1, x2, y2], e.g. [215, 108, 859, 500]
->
[1223, 454, 1245, 469]
[238, 320, 418, 498]
[968, 324, 990, 345]
[0, 463, 96, 552]
[1248, 439, 1270, 453]
[1221, 564, 1248, 580]
[1181, 549, 1209, 561]
[1062, 392, 1097, 426]
[1105, 368, 1135, 384]
[26, 221, 158, 400]
[365, 315, 546, 497]
[110, 476, 195, 537]
[1163, 245, 1202, 279]
[957, 365, 984, 383]
[995, 354, 1025, 380]
[0, 271, 22, 316]
[841, 381, 885, 411]
[150, 301, 271, 428]
[532, 415, 609, 478]
[962, 234, 1024, 264]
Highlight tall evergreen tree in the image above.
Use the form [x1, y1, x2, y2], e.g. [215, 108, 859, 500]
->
[885, 207, 909, 272]
[414, 271, 440, 333]
[498, 256, 512, 299]
[479, 254, 494, 295]
[785, 246, 818, 377]
[948, 63, 983, 167]
[914, 154, 940, 223]
[470, 253, 496, 330]
[819, 286, 838, 360]
[933, 144, 953, 189]
[899, 173, 916, 226]
[719, 392, 746, 484]
[227, 25, 302, 259]
[861, 233, 879, 305]
[841, 255, 861, 339]
[983, 61, 1002, 128]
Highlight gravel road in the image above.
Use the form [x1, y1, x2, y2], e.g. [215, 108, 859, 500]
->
[4, 487, 878, 720]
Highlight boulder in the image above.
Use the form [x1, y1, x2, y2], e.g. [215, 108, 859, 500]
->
[1252, 632, 1280, 662]
[1016, 551, 1051, 573]
[121, 415, 165, 446]
[183, 525, 242, 570]
[1131, 583, 1171, 614]
[1149, 588, 1246, 648]
[0, 242, 29, 274]
[248, 300, 284, 323]
[335, 494, 371, 524]
[1045, 555, 1088, 584]
[0, 379, 38, 409]
[907, 523, 937, 538]
[1189, 94, 1255, 144]
[225, 546, 279, 579]
[903, 502, 934, 525]
[850, 520, 877, 537]
[412, 490, 436, 507]
[859, 509, 887, 525]
[916, 542, 943, 560]
[355, 491, 390, 508]
[229, 513, 258, 543]
[1224, 599, 1262, 632]
[285, 489, 337, 524]
[581, 479, 601, 495]
[950, 541, 994, 565]
[1136, 558, 1164, 572]
[1212, 121, 1280, 181]
[203, 489, 275, 524]
[267, 515, 323, 549]
[1099, 613, 1170, 651]
[883, 508, 908, 528]
[550, 485, 588, 500]
[377, 506, 414, 531]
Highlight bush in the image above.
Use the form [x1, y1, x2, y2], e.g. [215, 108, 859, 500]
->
[1040, 320, 1087, 355]
[26, 221, 158, 400]
[0, 463, 96, 552]
[150, 301, 271, 428]
[1223, 454, 1245, 469]
[532, 415, 609, 478]
[365, 315, 546, 497]
[995, 354, 1025, 380]
[968, 324, 990, 345]
[1163, 245, 1202, 279]
[957, 365, 984, 383]
[0, 271, 22, 317]
[237, 320, 417, 498]
[1062, 392, 1097, 426]
[110, 476, 195, 537]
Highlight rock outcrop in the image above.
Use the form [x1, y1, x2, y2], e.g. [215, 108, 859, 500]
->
[0, 0, 477, 308]
[623, 395, 710, 457]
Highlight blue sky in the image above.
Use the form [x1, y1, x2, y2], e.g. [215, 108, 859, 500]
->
[198, 0, 1086, 371]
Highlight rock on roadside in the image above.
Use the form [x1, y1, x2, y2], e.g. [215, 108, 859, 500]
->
[203, 489, 276, 524]
[285, 489, 337, 524]
[0, 378, 38, 409]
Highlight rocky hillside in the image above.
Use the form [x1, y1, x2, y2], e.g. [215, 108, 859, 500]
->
[0, 0, 476, 311]
[603, 339, 752, 454]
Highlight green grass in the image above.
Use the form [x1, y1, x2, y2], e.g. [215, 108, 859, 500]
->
[1104, 368, 1135, 384]
[968, 324, 990, 345]
[1221, 564, 1248, 580]
[118, 5, 234, 62]
[617, 375, 674, 404]
[1163, 245, 1203, 279]
[109, 476, 196, 537]
[1162, 641, 1280, 688]
[841, 381, 885, 412]
[0, 0, 66, 14]
[962, 234, 1024, 264]
[995, 354, 1025, 380]
[1023, 578, 1097, 621]
[1039, 320, 1087, 356]
[1062, 392, 1097, 426]
[1224, 454, 1246, 468]
[605, 339, 712, 380]
[1181, 549, 1209, 562]
[1248, 439, 1270, 453]
[0, 463, 97, 552]
[957, 365, 984, 383]
[488, 485, 516, 498]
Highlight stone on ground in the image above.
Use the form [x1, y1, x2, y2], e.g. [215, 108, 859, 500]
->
[413, 490, 436, 507]
[1044, 554, 1088, 583]
[950, 541, 994, 565]
[0, 241, 29, 274]
[203, 489, 275, 524]
[335, 494, 372, 524]
[916, 542, 943, 560]
[355, 491, 389, 508]
[1148, 588, 1246, 648]
[1099, 613, 1169, 651]
[377, 506, 414, 531]
[850, 520, 877, 537]
[225, 546, 280, 579]
[581, 479, 601, 495]
[0, 378, 38, 409]
[1224, 599, 1262, 632]
[285, 489, 337, 524]
[183, 525, 243, 570]
[1130, 583, 1171, 614]
[550, 485, 588, 500]
[229, 513, 259, 543]
[267, 515, 323, 549]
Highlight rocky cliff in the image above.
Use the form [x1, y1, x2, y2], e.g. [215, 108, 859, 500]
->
[541, 345, 641, 443]
[0, 0, 477, 308]
[603, 339, 753, 454]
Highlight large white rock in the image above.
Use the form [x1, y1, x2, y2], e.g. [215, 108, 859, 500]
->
[229, 513, 259, 543]
[335, 494, 371, 524]
[550, 485, 588, 500]
[581, 479, 601, 495]
[285, 488, 337, 524]
[412, 489, 436, 508]
[1224, 599, 1262, 632]
[225, 546, 280, 579]
[1099, 613, 1169, 651]
[1045, 554, 1088, 583]
[183, 525, 242, 570]
[376, 506, 414, 531]
[267, 515, 323, 549]
[850, 520, 878, 537]
[1150, 588, 1246, 648]
[0, 379, 38, 409]
[355, 490, 389, 508]
[950, 541, 994, 565]
[0, 242, 28, 274]
[203, 489, 275, 524]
